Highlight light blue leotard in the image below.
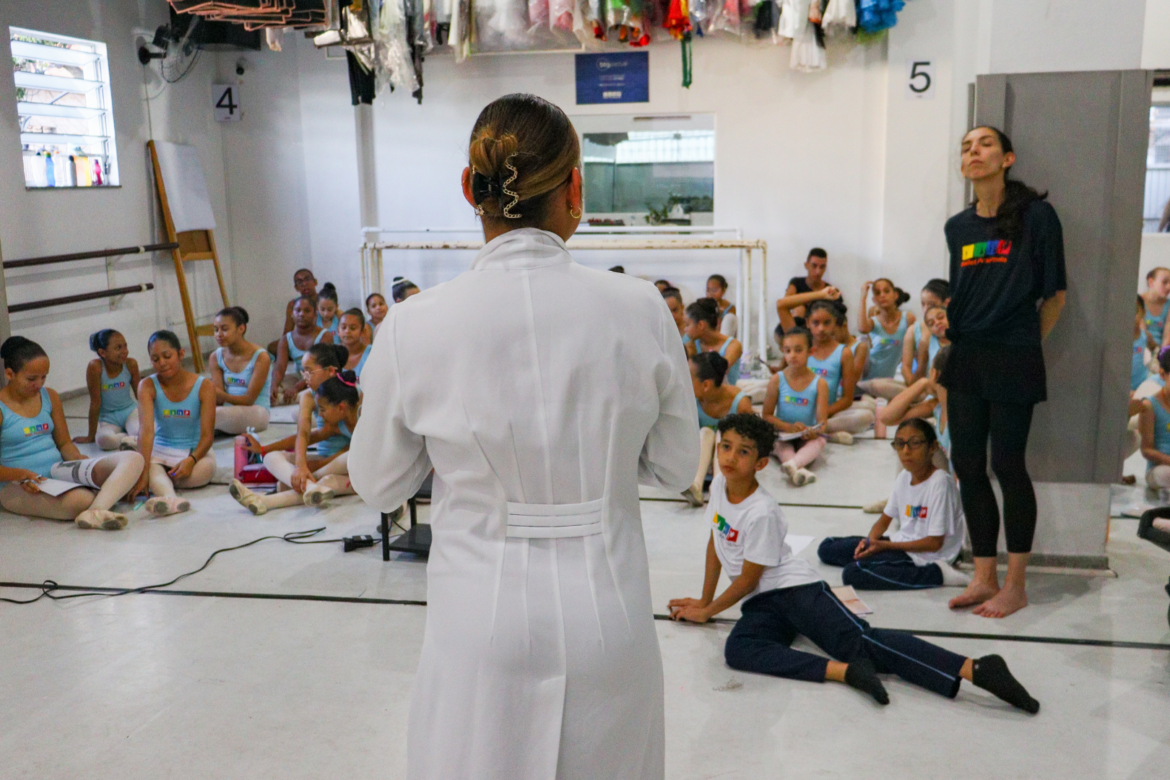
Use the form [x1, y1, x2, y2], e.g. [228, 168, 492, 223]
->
[776, 373, 820, 428]
[865, 312, 908, 380]
[98, 364, 137, 428]
[355, 346, 372, 379]
[1134, 336, 1150, 392]
[910, 322, 941, 377]
[216, 348, 272, 409]
[1146, 301, 1167, 346]
[316, 313, 340, 338]
[286, 330, 327, 376]
[697, 337, 741, 385]
[152, 375, 206, 451]
[316, 419, 352, 459]
[0, 388, 62, 478]
[1148, 396, 1170, 473]
[696, 389, 750, 430]
[932, 399, 951, 457]
[808, 343, 845, 405]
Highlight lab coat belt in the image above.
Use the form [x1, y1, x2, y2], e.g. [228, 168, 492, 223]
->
[505, 498, 604, 539]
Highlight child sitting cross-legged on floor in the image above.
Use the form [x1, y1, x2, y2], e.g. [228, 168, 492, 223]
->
[817, 418, 970, 590]
[668, 413, 1039, 712]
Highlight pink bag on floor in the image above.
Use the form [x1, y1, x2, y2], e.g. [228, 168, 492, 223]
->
[234, 435, 278, 486]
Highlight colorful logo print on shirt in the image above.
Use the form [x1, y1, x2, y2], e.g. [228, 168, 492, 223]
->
[782, 394, 810, 407]
[101, 381, 126, 391]
[960, 239, 1012, 268]
[905, 504, 928, 520]
[22, 423, 50, 437]
[813, 367, 829, 377]
[161, 409, 192, 418]
[227, 376, 249, 388]
[712, 513, 739, 543]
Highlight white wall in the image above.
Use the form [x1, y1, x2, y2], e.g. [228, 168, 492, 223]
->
[984, 0, 1149, 74]
[0, 0, 233, 392]
[1142, 0, 1170, 69]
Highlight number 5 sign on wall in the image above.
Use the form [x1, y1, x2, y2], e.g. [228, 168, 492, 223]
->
[906, 61, 935, 100]
[213, 83, 242, 121]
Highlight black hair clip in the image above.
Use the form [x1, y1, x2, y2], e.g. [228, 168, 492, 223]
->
[470, 156, 521, 219]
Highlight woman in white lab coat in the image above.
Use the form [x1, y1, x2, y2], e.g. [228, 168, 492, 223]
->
[349, 94, 699, 780]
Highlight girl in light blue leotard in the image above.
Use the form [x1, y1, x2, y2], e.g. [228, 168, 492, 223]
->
[763, 327, 829, 486]
[1141, 349, 1170, 492]
[684, 351, 754, 505]
[685, 298, 743, 386]
[805, 300, 873, 439]
[231, 367, 360, 515]
[132, 331, 217, 517]
[76, 328, 141, 451]
[857, 278, 917, 402]
[0, 336, 145, 530]
[211, 306, 273, 435]
[272, 296, 329, 405]
[317, 282, 341, 340]
[337, 308, 373, 381]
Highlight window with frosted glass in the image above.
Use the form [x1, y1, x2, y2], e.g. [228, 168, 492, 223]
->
[10, 26, 120, 189]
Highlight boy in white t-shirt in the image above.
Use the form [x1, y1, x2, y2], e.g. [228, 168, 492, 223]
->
[818, 418, 971, 590]
[669, 413, 1040, 712]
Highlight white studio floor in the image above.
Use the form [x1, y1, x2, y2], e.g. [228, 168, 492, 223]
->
[1, 397, 1169, 779]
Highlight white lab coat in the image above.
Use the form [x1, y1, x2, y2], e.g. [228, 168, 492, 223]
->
[350, 228, 699, 780]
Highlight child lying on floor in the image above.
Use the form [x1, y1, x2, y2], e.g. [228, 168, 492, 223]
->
[668, 413, 1038, 713]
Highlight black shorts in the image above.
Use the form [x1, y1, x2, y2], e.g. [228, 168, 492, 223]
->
[938, 339, 1047, 405]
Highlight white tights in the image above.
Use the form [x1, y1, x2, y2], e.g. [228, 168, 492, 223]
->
[95, 409, 141, 451]
[774, 436, 825, 468]
[690, 428, 717, 494]
[258, 451, 352, 509]
[1147, 465, 1170, 491]
[855, 379, 906, 401]
[826, 407, 875, 435]
[149, 454, 216, 499]
[0, 451, 144, 520]
[215, 405, 271, 435]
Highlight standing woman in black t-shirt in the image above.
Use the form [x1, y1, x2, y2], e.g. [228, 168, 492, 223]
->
[941, 126, 1067, 619]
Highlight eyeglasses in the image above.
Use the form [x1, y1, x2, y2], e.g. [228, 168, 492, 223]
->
[891, 438, 928, 451]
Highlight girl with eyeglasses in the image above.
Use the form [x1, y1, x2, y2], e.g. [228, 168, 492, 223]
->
[232, 346, 357, 513]
[817, 418, 969, 590]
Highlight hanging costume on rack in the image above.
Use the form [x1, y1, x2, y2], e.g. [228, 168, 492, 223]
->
[821, 0, 856, 32]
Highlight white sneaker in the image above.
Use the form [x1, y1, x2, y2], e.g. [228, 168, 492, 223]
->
[827, 431, 854, 445]
[938, 561, 972, 587]
[862, 498, 888, 514]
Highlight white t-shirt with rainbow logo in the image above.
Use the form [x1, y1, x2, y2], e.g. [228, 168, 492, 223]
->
[882, 469, 966, 566]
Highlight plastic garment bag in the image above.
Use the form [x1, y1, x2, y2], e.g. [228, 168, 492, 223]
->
[821, 0, 855, 31]
[448, 0, 473, 60]
[374, 0, 422, 89]
[688, 0, 711, 35]
[776, 0, 803, 40]
[551, 0, 574, 31]
[477, 0, 530, 48]
[789, 19, 826, 71]
[528, 0, 550, 32]
[708, 0, 743, 36]
[574, 0, 606, 43]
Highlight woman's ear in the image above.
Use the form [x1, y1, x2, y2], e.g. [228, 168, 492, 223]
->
[1002, 150, 1016, 171]
[567, 167, 583, 212]
[461, 167, 476, 208]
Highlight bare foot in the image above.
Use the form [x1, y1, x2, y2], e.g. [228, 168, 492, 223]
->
[973, 586, 1028, 618]
[949, 581, 999, 610]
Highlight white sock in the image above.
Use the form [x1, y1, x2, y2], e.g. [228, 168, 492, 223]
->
[938, 561, 972, 587]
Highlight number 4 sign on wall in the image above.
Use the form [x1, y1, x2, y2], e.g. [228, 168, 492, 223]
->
[213, 83, 242, 121]
[906, 61, 935, 100]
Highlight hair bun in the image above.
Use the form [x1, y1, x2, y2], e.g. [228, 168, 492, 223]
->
[333, 344, 349, 366]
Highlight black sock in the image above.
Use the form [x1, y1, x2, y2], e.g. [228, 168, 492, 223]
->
[971, 655, 1039, 714]
[843, 658, 889, 705]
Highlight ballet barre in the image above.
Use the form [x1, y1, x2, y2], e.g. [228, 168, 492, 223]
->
[9, 283, 155, 314]
[4, 242, 178, 269]
[361, 233, 771, 363]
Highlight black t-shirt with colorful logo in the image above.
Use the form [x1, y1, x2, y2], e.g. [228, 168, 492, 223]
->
[944, 199, 1066, 347]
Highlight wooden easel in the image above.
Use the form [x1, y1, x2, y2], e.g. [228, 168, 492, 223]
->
[148, 140, 230, 374]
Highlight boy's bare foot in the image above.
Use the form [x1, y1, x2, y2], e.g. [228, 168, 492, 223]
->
[949, 581, 999, 609]
[973, 585, 1028, 618]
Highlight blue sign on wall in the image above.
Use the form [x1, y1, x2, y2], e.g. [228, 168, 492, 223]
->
[575, 52, 649, 105]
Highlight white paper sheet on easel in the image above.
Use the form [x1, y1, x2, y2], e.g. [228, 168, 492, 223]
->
[34, 478, 86, 497]
[786, 534, 814, 556]
[154, 142, 216, 233]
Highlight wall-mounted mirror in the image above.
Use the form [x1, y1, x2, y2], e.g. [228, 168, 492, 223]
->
[573, 114, 714, 227]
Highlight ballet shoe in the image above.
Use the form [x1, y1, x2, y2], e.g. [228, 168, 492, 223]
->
[147, 496, 189, 517]
[302, 485, 335, 507]
[795, 468, 817, 486]
[862, 498, 888, 514]
[229, 479, 252, 503]
[826, 431, 854, 445]
[117, 436, 138, 451]
[75, 509, 128, 530]
[681, 484, 704, 507]
[781, 461, 799, 484]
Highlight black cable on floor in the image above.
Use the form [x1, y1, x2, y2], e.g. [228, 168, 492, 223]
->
[0, 527, 368, 606]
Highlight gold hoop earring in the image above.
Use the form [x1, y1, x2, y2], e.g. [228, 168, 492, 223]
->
[569, 207, 582, 220]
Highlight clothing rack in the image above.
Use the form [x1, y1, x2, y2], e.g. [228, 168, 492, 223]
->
[361, 231, 770, 363]
[4, 243, 169, 314]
